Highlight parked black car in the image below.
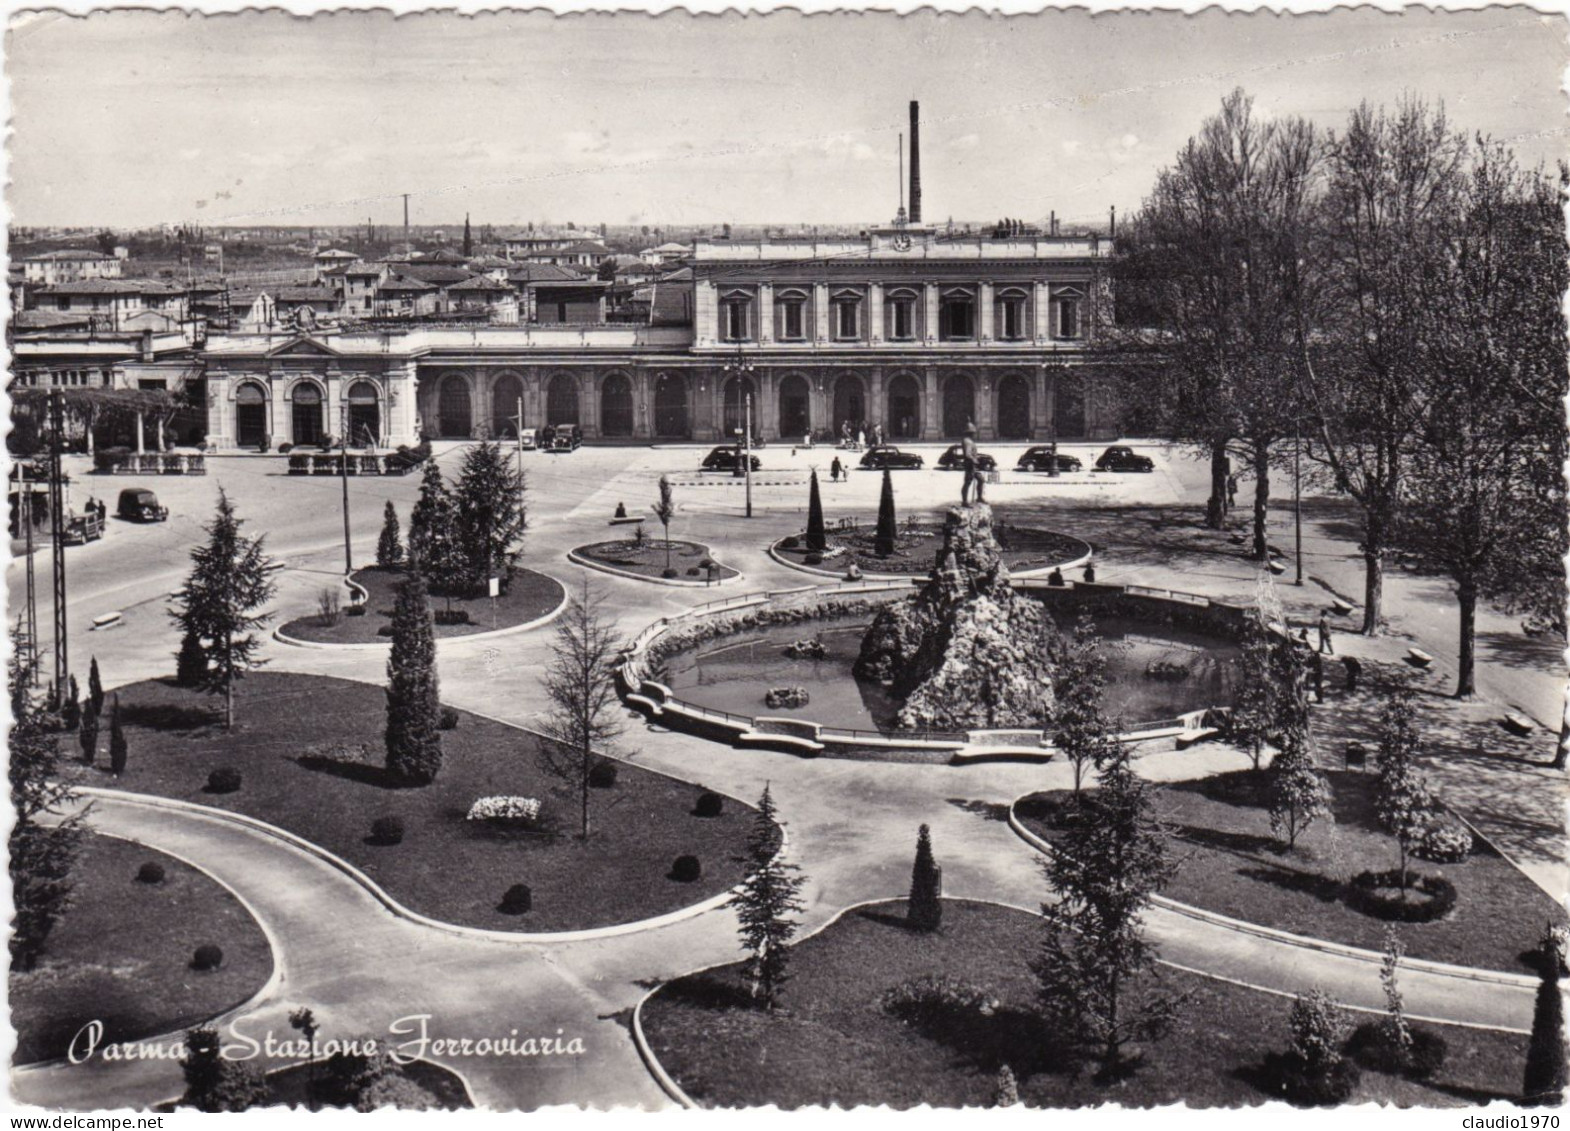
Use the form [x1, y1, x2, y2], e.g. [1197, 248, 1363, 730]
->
[859, 446, 924, 470]
[1015, 447, 1083, 473]
[935, 444, 998, 472]
[116, 487, 169, 523]
[1094, 445, 1156, 473]
[545, 424, 582, 452]
[701, 446, 762, 472]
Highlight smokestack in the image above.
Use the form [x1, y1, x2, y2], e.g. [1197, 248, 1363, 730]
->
[908, 100, 922, 225]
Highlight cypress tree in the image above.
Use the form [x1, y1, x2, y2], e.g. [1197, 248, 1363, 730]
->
[376, 501, 403, 569]
[407, 459, 448, 571]
[87, 657, 104, 718]
[176, 627, 207, 688]
[61, 676, 80, 732]
[78, 706, 99, 767]
[726, 784, 805, 1010]
[108, 694, 128, 776]
[384, 569, 443, 785]
[1524, 960, 1568, 1105]
[908, 823, 942, 931]
[805, 470, 827, 552]
[874, 467, 897, 558]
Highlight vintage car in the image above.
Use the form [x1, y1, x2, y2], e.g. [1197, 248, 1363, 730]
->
[116, 487, 169, 523]
[546, 424, 582, 452]
[1015, 446, 1083, 473]
[1094, 445, 1156, 473]
[934, 444, 998, 472]
[701, 445, 762, 473]
[517, 427, 538, 451]
[859, 445, 924, 471]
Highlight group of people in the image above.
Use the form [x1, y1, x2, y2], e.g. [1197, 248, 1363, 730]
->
[1291, 613, 1362, 702]
[839, 420, 883, 451]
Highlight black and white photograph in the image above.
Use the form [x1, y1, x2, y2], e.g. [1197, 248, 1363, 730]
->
[4, 3, 1568, 1118]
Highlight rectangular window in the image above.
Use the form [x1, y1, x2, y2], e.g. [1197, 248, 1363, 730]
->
[940, 297, 975, 340]
[780, 300, 804, 340]
[722, 299, 751, 341]
[890, 299, 914, 340]
[1057, 299, 1081, 339]
[835, 300, 859, 340]
[1000, 298, 1025, 340]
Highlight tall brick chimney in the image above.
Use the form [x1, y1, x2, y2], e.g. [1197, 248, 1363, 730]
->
[908, 100, 922, 225]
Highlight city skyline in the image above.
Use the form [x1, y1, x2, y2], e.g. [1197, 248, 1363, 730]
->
[8, 6, 1565, 230]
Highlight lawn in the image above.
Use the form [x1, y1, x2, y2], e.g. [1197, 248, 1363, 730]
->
[10, 832, 274, 1066]
[76, 673, 767, 932]
[773, 517, 1087, 577]
[575, 537, 738, 582]
[640, 899, 1528, 1109]
[279, 566, 564, 644]
[1016, 770, 1566, 974]
[261, 1058, 471, 1110]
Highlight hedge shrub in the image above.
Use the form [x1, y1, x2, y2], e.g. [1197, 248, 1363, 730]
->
[135, 861, 166, 884]
[499, 884, 532, 914]
[1344, 870, 1457, 923]
[438, 707, 460, 730]
[370, 816, 404, 846]
[669, 855, 702, 882]
[694, 792, 724, 818]
[1413, 812, 1474, 863]
[206, 767, 242, 794]
[588, 761, 618, 789]
[192, 944, 224, 971]
[1346, 1020, 1448, 1079]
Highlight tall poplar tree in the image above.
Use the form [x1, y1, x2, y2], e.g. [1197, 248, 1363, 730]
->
[384, 569, 443, 785]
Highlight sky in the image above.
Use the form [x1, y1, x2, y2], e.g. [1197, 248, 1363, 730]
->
[6, 7, 1567, 230]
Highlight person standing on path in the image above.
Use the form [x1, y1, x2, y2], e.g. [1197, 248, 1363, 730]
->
[1343, 655, 1362, 694]
[960, 423, 985, 505]
[1318, 612, 1335, 655]
[830, 456, 842, 483]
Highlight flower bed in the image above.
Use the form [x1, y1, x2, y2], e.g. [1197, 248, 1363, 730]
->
[278, 566, 565, 645]
[773, 519, 1088, 578]
[574, 538, 738, 583]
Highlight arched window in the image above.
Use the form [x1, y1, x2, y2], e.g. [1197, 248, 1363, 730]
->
[546, 373, 579, 426]
[996, 374, 1030, 440]
[653, 373, 689, 438]
[438, 375, 472, 438]
[942, 374, 975, 438]
[722, 376, 756, 438]
[235, 382, 268, 449]
[777, 374, 811, 440]
[491, 373, 524, 440]
[346, 381, 380, 448]
[600, 373, 634, 437]
[886, 373, 922, 439]
[291, 382, 325, 446]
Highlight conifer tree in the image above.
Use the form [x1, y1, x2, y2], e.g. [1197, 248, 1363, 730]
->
[908, 823, 942, 931]
[1524, 942, 1568, 1105]
[376, 501, 403, 569]
[727, 784, 805, 1010]
[383, 569, 443, 785]
[805, 470, 827, 552]
[874, 467, 897, 557]
[407, 459, 449, 571]
[60, 675, 80, 732]
[87, 657, 104, 718]
[78, 707, 98, 767]
[108, 694, 128, 777]
[175, 626, 207, 688]
[454, 441, 527, 595]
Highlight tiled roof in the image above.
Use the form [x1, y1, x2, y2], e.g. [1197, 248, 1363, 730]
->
[505, 263, 583, 283]
[13, 310, 95, 329]
[23, 249, 115, 262]
[377, 273, 437, 293]
[39, 278, 181, 295]
[314, 248, 359, 260]
[274, 287, 338, 303]
[649, 279, 693, 326]
[448, 275, 512, 292]
[395, 264, 474, 285]
[560, 241, 611, 255]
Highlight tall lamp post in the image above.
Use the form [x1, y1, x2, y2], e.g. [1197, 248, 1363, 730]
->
[723, 348, 756, 518]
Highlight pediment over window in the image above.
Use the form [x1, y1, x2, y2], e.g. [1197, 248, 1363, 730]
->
[265, 335, 341, 359]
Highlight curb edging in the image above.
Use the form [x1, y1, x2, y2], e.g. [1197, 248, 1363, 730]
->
[567, 546, 741, 589]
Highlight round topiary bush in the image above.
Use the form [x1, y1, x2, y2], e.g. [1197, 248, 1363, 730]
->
[207, 767, 242, 794]
[662, 568, 679, 579]
[670, 855, 702, 882]
[804, 552, 824, 566]
[1344, 870, 1457, 923]
[370, 816, 404, 846]
[694, 792, 724, 818]
[698, 558, 714, 569]
[779, 535, 801, 551]
[377, 625, 396, 637]
[345, 604, 367, 617]
[1346, 1020, 1448, 1079]
[192, 944, 224, 971]
[438, 707, 459, 731]
[499, 884, 532, 915]
[135, 861, 166, 885]
[588, 761, 618, 789]
[1413, 813, 1474, 863]
[686, 567, 701, 576]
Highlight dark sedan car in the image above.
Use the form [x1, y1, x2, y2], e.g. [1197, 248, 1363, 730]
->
[1015, 447, 1083, 473]
[1094, 445, 1156, 473]
[859, 446, 924, 470]
[935, 444, 998, 472]
[116, 487, 169, 523]
[701, 446, 762, 473]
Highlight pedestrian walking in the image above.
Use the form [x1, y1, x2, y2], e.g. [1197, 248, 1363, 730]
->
[1342, 655, 1362, 694]
[857, 428, 866, 451]
[830, 456, 842, 483]
[1226, 474, 1238, 509]
[1318, 612, 1334, 655]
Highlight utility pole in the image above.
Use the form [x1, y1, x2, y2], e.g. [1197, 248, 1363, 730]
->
[339, 406, 353, 575]
[1294, 421, 1304, 586]
[514, 396, 525, 493]
[402, 194, 411, 257]
[47, 389, 68, 695]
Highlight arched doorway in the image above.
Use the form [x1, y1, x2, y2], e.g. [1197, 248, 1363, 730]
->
[996, 374, 1030, 440]
[346, 381, 380, 448]
[886, 374, 922, 439]
[942, 374, 975, 438]
[777, 374, 810, 440]
[1054, 378, 1086, 439]
[235, 383, 268, 449]
[490, 374, 524, 440]
[600, 373, 634, 437]
[653, 374, 689, 438]
[722, 376, 757, 438]
[438, 375, 471, 438]
[292, 382, 325, 446]
[832, 374, 865, 436]
[546, 373, 579, 426]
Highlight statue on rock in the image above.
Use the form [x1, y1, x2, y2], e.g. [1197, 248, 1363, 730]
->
[854, 502, 1061, 730]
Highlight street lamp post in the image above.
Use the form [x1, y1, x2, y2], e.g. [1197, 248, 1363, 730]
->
[722, 348, 756, 518]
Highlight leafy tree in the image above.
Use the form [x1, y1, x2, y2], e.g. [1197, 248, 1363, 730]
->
[993, 1064, 1020, 1108]
[908, 824, 942, 932]
[375, 501, 403, 569]
[78, 706, 99, 767]
[180, 1026, 267, 1113]
[1267, 650, 1332, 849]
[1375, 690, 1433, 891]
[1524, 944, 1569, 1105]
[1229, 611, 1277, 771]
[175, 626, 207, 688]
[727, 784, 803, 1010]
[1282, 988, 1356, 1103]
[1379, 926, 1414, 1068]
[874, 468, 897, 557]
[1052, 615, 1120, 795]
[538, 581, 624, 839]
[804, 470, 826, 552]
[453, 441, 527, 595]
[1033, 742, 1182, 1078]
[87, 656, 104, 718]
[9, 647, 83, 972]
[108, 694, 127, 776]
[384, 569, 443, 786]
[653, 475, 677, 574]
[169, 490, 279, 730]
[288, 1007, 321, 1102]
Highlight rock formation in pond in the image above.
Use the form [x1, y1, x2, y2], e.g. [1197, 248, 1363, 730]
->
[854, 503, 1060, 730]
